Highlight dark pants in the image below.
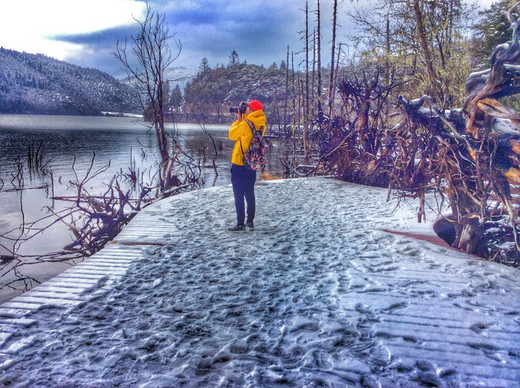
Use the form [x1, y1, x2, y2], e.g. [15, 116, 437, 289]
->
[231, 164, 256, 226]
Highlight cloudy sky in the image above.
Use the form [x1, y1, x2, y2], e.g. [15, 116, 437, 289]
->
[0, 0, 497, 79]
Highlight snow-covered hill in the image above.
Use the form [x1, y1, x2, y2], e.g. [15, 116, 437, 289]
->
[0, 47, 140, 115]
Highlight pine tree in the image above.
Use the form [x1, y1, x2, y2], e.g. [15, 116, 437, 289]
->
[229, 50, 240, 67]
[170, 84, 183, 112]
[199, 57, 210, 73]
[472, 0, 518, 67]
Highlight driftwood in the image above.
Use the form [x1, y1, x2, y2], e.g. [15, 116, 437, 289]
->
[316, 65, 400, 187]
[0, 145, 204, 292]
[395, 2, 520, 262]
[317, 3, 520, 263]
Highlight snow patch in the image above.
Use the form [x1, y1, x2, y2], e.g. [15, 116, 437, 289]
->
[0, 178, 518, 386]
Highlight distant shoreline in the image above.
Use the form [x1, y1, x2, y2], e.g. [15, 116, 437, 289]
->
[0, 111, 235, 125]
[0, 111, 141, 118]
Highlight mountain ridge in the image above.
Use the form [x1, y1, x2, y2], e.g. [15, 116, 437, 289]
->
[0, 47, 140, 115]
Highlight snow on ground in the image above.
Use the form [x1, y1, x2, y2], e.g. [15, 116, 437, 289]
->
[0, 177, 519, 387]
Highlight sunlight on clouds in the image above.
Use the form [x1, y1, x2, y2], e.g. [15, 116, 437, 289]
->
[0, 0, 500, 73]
[19, 37, 85, 62]
[0, 0, 147, 58]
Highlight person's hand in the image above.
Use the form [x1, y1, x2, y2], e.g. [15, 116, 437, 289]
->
[237, 101, 247, 121]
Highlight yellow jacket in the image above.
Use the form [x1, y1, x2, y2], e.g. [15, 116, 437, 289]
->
[229, 110, 267, 165]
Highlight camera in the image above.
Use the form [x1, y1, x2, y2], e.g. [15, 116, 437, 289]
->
[229, 102, 248, 114]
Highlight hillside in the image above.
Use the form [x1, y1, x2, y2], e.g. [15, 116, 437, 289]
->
[183, 62, 288, 116]
[0, 48, 140, 115]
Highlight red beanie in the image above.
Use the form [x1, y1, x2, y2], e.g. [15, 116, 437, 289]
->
[248, 99, 263, 111]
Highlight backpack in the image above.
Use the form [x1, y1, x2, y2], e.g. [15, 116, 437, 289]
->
[240, 119, 266, 171]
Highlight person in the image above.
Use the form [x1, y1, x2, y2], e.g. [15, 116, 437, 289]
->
[228, 99, 267, 231]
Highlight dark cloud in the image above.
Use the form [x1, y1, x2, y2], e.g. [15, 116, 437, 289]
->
[166, 0, 303, 69]
[47, 0, 346, 78]
[49, 25, 143, 77]
[50, 24, 140, 47]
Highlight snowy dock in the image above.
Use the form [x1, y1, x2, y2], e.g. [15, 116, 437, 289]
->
[0, 178, 519, 386]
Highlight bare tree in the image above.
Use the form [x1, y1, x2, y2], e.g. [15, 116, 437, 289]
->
[328, 0, 338, 116]
[349, 0, 471, 107]
[304, 0, 310, 162]
[316, 0, 322, 113]
[284, 45, 290, 137]
[0, 5, 204, 295]
[317, 1, 520, 263]
[114, 5, 182, 192]
[392, 2, 520, 261]
[412, 0, 443, 103]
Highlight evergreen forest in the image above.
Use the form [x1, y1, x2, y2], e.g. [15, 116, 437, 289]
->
[0, 47, 139, 115]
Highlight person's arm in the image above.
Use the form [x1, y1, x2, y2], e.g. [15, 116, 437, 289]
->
[229, 120, 247, 141]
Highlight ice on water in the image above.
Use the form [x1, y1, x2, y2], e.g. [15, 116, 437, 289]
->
[0, 178, 519, 387]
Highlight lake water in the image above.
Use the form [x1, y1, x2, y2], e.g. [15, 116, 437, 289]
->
[0, 114, 284, 297]
[0, 114, 237, 192]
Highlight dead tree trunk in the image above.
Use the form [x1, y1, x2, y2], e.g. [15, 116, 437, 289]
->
[304, 0, 310, 162]
[316, 0, 322, 113]
[395, 2, 520, 260]
[328, 0, 338, 117]
[412, 0, 443, 103]
[115, 5, 182, 193]
[312, 29, 317, 117]
[284, 45, 290, 138]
